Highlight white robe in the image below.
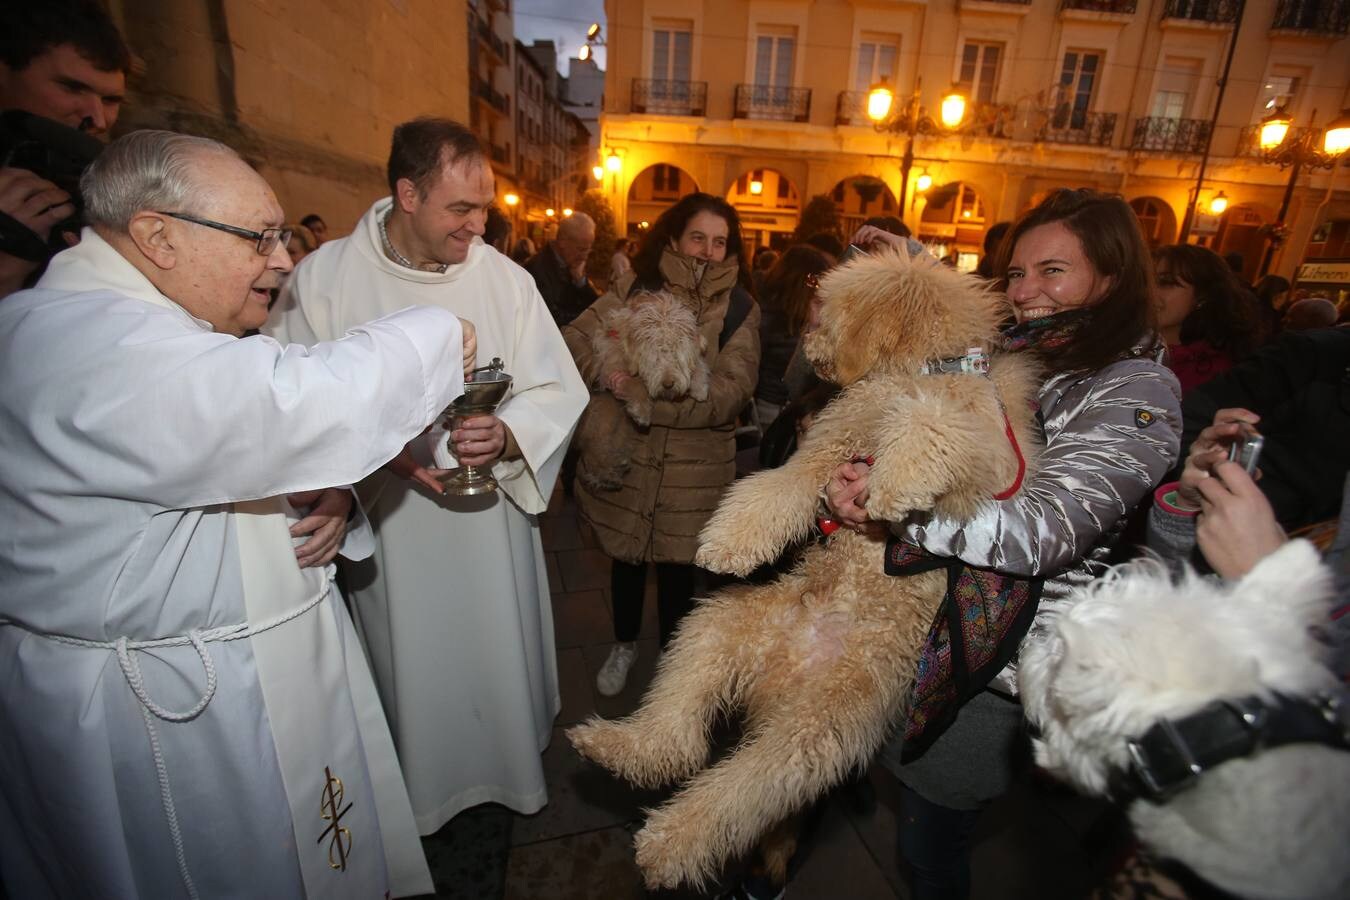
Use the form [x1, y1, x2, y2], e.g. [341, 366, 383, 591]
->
[0, 230, 466, 899]
[267, 199, 588, 834]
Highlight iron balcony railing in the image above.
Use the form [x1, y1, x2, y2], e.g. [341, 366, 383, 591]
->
[1271, 0, 1350, 34]
[1236, 123, 1318, 157]
[1040, 110, 1118, 147]
[1130, 116, 1212, 153]
[734, 84, 812, 123]
[1162, 0, 1241, 23]
[489, 144, 509, 165]
[835, 91, 875, 126]
[473, 78, 509, 116]
[476, 19, 508, 60]
[1062, 0, 1138, 11]
[631, 79, 708, 116]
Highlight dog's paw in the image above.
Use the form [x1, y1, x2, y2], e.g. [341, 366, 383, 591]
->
[635, 809, 714, 891]
[689, 364, 711, 401]
[693, 541, 760, 578]
[626, 398, 652, 427]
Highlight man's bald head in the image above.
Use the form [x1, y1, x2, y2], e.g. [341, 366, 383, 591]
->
[1284, 297, 1339, 332]
[557, 211, 595, 243]
[554, 212, 595, 274]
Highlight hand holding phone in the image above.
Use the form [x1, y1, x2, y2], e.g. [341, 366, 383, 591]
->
[1227, 430, 1264, 475]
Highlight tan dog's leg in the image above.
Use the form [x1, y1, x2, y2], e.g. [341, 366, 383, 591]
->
[632, 636, 909, 890]
[695, 458, 828, 576]
[567, 584, 766, 788]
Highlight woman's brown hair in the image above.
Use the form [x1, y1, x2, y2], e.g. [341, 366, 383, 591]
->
[759, 245, 832, 336]
[1153, 243, 1263, 359]
[995, 188, 1159, 373]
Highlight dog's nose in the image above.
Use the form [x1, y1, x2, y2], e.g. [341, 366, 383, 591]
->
[663, 376, 676, 388]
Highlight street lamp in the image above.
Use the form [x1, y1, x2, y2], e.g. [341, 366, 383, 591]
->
[592, 165, 604, 181]
[1254, 107, 1350, 277]
[1208, 191, 1229, 216]
[866, 76, 970, 216]
[503, 192, 519, 207]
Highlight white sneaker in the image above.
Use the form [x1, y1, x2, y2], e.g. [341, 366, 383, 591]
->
[596, 642, 637, 696]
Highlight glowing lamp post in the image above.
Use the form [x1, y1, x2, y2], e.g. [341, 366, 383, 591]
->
[866, 76, 968, 218]
[1254, 108, 1350, 276]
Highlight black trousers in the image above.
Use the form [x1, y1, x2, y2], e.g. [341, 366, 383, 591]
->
[609, 559, 697, 648]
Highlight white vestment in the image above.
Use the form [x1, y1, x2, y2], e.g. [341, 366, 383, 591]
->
[267, 198, 588, 834]
[0, 230, 467, 899]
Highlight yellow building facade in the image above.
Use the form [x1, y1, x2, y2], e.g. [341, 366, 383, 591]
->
[600, 0, 1349, 281]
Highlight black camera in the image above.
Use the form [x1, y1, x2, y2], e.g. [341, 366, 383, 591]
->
[0, 109, 105, 263]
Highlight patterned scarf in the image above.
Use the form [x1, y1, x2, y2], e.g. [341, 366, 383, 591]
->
[999, 307, 1094, 354]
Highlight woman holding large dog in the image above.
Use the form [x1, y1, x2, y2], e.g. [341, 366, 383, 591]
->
[826, 188, 1183, 900]
[563, 193, 760, 697]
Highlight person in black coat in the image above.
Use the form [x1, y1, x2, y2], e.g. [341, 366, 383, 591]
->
[523, 211, 598, 326]
[1180, 326, 1350, 531]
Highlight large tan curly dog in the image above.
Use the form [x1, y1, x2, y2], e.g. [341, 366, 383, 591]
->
[566, 246, 1042, 889]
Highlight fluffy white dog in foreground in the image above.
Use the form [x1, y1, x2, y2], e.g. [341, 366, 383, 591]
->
[1020, 540, 1350, 900]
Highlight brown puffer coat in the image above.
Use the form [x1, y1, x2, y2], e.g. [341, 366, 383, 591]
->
[563, 248, 761, 564]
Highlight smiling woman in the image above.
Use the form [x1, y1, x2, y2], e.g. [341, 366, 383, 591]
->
[828, 188, 1182, 899]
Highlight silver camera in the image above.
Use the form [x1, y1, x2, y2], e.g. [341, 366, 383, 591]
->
[1227, 433, 1264, 475]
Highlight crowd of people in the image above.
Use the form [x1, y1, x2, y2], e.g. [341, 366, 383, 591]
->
[0, 3, 1346, 900]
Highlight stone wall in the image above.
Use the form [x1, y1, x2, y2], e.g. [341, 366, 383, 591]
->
[109, 0, 470, 235]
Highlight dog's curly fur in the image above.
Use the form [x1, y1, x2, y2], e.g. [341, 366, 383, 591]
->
[566, 247, 1043, 889]
[1020, 540, 1350, 900]
[574, 291, 710, 491]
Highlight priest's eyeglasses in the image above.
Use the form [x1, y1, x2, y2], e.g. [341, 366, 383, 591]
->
[158, 211, 293, 256]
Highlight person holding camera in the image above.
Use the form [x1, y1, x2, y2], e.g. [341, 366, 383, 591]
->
[0, 1, 130, 298]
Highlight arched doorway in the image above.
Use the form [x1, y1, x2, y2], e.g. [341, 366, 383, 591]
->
[1213, 205, 1268, 283]
[627, 163, 699, 236]
[1130, 196, 1178, 247]
[919, 182, 987, 271]
[830, 175, 899, 238]
[726, 168, 801, 253]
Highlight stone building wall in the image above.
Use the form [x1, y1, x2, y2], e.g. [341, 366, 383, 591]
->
[108, 0, 470, 235]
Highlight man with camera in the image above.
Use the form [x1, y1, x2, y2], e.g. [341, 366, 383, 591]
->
[0, 0, 130, 298]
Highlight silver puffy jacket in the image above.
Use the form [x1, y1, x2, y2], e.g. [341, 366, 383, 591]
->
[899, 348, 1183, 694]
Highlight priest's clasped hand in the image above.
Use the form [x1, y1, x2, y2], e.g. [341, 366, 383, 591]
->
[459, 316, 478, 375]
[286, 487, 352, 567]
[451, 414, 506, 466]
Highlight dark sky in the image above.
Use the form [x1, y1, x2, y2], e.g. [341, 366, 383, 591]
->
[514, 0, 607, 74]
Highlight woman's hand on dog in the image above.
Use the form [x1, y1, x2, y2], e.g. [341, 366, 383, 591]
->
[850, 225, 905, 253]
[1177, 407, 1261, 510]
[825, 461, 885, 533]
[1194, 461, 1286, 579]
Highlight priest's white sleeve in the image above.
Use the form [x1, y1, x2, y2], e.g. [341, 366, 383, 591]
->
[75, 306, 465, 509]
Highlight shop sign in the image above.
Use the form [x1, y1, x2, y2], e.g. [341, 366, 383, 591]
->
[1296, 261, 1350, 285]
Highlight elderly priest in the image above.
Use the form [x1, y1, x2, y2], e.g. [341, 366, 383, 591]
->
[0, 130, 476, 899]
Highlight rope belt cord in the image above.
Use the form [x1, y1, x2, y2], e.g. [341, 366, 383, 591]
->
[0, 585, 330, 900]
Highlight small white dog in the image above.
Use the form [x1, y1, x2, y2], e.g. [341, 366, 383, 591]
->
[1020, 539, 1350, 900]
[575, 290, 710, 491]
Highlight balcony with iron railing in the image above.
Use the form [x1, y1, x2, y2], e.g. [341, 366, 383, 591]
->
[473, 77, 509, 117]
[1062, 0, 1138, 11]
[834, 92, 874, 127]
[1236, 123, 1319, 157]
[1162, 0, 1240, 24]
[631, 79, 708, 117]
[1270, 0, 1350, 35]
[734, 84, 812, 123]
[957, 0, 1032, 10]
[1040, 110, 1118, 146]
[1130, 116, 1211, 153]
[490, 143, 510, 165]
[476, 19, 508, 62]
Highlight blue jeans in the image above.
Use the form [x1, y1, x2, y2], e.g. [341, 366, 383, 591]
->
[897, 783, 984, 900]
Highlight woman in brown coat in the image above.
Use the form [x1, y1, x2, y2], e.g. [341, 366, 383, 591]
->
[563, 193, 760, 696]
